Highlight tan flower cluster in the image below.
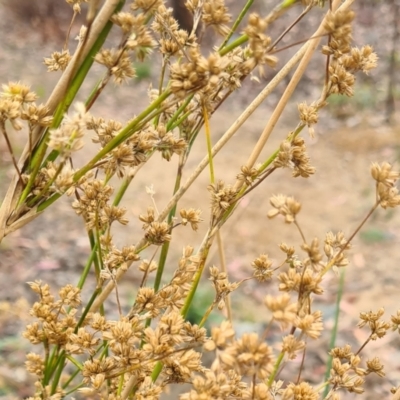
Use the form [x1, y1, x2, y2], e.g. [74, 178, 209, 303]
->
[88, 116, 123, 147]
[267, 194, 301, 223]
[202, 0, 231, 36]
[48, 102, 90, 159]
[129, 246, 200, 318]
[43, 49, 71, 72]
[24, 276, 208, 396]
[23, 280, 81, 353]
[281, 335, 305, 360]
[95, 48, 136, 84]
[358, 308, 391, 340]
[180, 208, 202, 231]
[324, 231, 350, 270]
[208, 180, 238, 222]
[265, 293, 297, 329]
[278, 268, 323, 297]
[65, 0, 88, 14]
[391, 310, 400, 334]
[298, 101, 319, 138]
[301, 237, 324, 272]
[22, 161, 75, 199]
[294, 310, 323, 339]
[206, 321, 274, 381]
[110, 127, 159, 176]
[71, 178, 119, 230]
[170, 47, 229, 98]
[251, 254, 274, 282]
[341, 45, 378, 75]
[154, 124, 187, 161]
[103, 244, 139, 272]
[281, 382, 318, 400]
[131, 0, 163, 13]
[371, 162, 400, 209]
[273, 137, 316, 178]
[322, 9, 378, 97]
[237, 165, 259, 186]
[243, 13, 277, 76]
[180, 369, 247, 400]
[0, 82, 51, 131]
[326, 344, 385, 396]
[152, 5, 194, 57]
[111, 12, 156, 61]
[209, 266, 240, 310]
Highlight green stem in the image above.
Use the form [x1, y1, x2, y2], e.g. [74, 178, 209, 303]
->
[322, 268, 345, 398]
[73, 89, 171, 181]
[65, 355, 83, 370]
[181, 244, 211, 319]
[268, 351, 285, 386]
[219, 34, 248, 57]
[166, 95, 193, 131]
[169, 109, 193, 132]
[50, 351, 66, 394]
[19, 137, 49, 206]
[75, 288, 101, 332]
[77, 231, 99, 289]
[43, 345, 58, 385]
[219, 0, 254, 50]
[64, 383, 85, 396]
[62, 366, 81, 389]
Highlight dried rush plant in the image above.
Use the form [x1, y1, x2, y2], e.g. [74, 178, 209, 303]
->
[0, 0, 399, 399]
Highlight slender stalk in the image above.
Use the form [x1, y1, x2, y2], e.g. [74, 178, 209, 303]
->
[166, 95, 193, 131]
[268, 351, 285, 386]
[219, 0, 254, 50]
[0, 123, 22, 183]
[203, 103, 232, 324]
[50, 351, 66, 394]
[322, 268, 346, 398]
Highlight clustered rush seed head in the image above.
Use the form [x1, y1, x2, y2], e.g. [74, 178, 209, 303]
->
[48, 102, 90, 160]
[65, 0, 88, 14]
[371, 162, 400, 209]
[251, 254, 274, 282]
[0, 82, 52, 131]
[180, 208, 202, 231]
[237, 165, 259, 186]
[298, 101, 319, 138]
[95, 49, 136, 84]
[243, 13, 277, 77]
[324, 231, 350, 270]
[208, 180, 238, 222]
[202, 0, 231, 36]
[273, 137, 316, 178]
[326, 343, 386, 395]
[358, 308, 391, 340]
[209, 265, 240, 310]
[267, 194, 301, 223]
[43, 49, 71, 72]
[322, 8, 378, 98]
[265, 293, 297, 329]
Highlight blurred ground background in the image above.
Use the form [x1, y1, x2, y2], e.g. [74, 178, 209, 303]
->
[0, 0, 399, 398]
